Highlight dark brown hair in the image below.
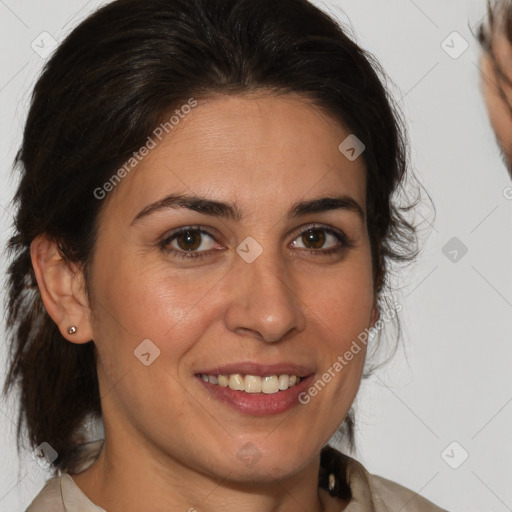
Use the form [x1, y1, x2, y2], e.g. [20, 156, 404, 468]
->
[2, 0, 418, 491]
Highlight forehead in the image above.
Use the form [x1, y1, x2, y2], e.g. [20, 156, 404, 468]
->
[102, 93, 367, 220]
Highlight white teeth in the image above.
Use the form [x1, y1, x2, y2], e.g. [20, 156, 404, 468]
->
[245, 375, 262, 393]
[199, 373, 302, 394]
[261, 375, 279, 394]
[228, 374, 245, 391]
[278, 374, 289, 390]
[218, 375, 229, 387]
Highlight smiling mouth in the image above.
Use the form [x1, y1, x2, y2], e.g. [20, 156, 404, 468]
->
[197, 373, 303, 394]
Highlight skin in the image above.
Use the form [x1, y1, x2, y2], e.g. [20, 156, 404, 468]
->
[31, 92, 378, 512]
[480, 25, 512, 178]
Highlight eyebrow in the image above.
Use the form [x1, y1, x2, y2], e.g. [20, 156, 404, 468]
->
[130, 193, 365, 226]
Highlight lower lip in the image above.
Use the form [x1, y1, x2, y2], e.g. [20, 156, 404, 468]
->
[196, 374, 315, 416]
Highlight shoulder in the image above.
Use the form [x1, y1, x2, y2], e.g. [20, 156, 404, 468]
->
[25, 476, 64, 512]
[366, 472, 448, 512]
[26, 473, 107, 512]
[320, 444, 449, 512]
[25, 439, 105, 512]
[345, 455, 448, 512]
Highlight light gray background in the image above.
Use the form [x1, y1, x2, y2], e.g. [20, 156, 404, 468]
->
[1, 1, 511, 510]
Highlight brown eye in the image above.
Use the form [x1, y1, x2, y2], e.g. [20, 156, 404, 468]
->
[160, 227, 218, 259]
[301, 228, 326, 249]
[291, 226, 347, 253]
[175, 230, 203, 251]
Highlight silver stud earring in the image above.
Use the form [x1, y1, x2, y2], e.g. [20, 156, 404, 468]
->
[67, 326, 77, 335]
[328, 472, 336, 494]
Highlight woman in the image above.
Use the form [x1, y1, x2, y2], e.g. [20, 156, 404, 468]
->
[3, 0, 447, 510]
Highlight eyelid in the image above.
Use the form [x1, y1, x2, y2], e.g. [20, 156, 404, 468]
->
[289, 222, 351, 242]
[160, 225, 220, 242]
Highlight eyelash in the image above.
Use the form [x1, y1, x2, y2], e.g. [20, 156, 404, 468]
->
[158, 224, 354, 261]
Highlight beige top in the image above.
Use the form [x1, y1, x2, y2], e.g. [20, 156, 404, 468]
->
[26, 440, 448, 512]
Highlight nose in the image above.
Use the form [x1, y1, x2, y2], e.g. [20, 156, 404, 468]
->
[223, 248, 307, 343]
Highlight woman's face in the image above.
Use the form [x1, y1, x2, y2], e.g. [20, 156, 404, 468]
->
[87, 93, 377, 482]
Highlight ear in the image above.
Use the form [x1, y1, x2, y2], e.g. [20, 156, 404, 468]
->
[30, 234, 94, 344]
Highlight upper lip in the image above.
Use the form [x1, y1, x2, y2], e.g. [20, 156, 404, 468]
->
[196, 362, 314, 378]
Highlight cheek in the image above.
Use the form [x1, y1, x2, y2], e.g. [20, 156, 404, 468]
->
[88, 250, 215, 391]
[90, 257, 212, 430]
[104, 291, 207, 385]
[312, 257, 375, 338]
[309, 258, 374, 398]
[92, 244, 209, 334]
